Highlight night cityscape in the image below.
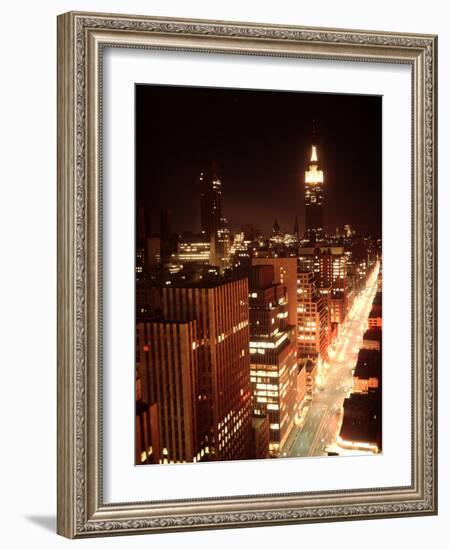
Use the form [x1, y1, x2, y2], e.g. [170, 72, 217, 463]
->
[135, 85, 382, 465]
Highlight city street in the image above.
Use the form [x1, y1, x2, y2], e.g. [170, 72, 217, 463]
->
[284, 262, 380, 457]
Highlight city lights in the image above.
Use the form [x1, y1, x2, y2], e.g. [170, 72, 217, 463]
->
[135, 86, 382, 464]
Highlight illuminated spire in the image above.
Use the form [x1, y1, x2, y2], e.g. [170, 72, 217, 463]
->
[305, 143, 324, 184]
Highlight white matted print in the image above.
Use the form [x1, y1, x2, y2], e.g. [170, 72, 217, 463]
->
[102, 47, 411, 503]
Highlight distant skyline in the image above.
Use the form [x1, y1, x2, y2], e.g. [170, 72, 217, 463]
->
[136, 84, 382, 237]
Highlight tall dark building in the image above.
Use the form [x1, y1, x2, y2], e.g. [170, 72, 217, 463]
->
[136, 205, 150, 278]
[199, 165, 231, 270]
[199, 166, 223, 238]
[137, 205, 150, 247]
[304, 145, 325, 243]
[293, 216, 299, 240]
[159, 209, 173, 267]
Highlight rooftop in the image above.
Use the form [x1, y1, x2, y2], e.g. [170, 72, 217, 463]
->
[363, 327, 382, 342]
[354, 349, 381, 380]
[373, 292, 382, 306]
[340, 391, 382, 448]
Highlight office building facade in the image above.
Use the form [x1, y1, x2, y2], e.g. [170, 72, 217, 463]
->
[248, 265, 299, 456]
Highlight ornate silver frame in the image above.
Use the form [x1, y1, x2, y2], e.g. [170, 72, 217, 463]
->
[57, 11, 438, 538]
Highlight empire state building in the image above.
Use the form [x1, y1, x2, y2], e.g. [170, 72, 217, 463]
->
[304, 144, 325, 243]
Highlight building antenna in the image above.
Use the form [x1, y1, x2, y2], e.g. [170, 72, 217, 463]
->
[312, 118, 317, 145]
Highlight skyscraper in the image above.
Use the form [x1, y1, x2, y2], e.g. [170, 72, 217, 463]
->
[247, 265, 299, 456]
[159, 209, 174, 268]
[296, 271, 330, 391]
[137, 277, 253, 463]
[199, 166, 223, 238]
[319, 247, 348, 324]
[199, 165, 230, 270]
[293, 216, 300, 241]
[136, 204, 150, 278]
[252, 257, 298, 340]
[136, 319, 199, 464]
[304, 144, 325, 243]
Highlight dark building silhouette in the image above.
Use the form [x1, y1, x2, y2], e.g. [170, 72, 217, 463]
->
[199, 165, 231, 270]
[159, 209, 176, 268]
[241, 224, 258, 241]
[293, 216, 299, 240]
[362, 327, 382, 351]
[199, 166, 223, 238]
[251, 414, 270, 459]
[353, 348, 381, 394]
[136, 205, 150, 278]
[339, 391, 382, 452]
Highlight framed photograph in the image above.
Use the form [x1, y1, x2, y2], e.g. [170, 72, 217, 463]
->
[57, 11, 438, 538]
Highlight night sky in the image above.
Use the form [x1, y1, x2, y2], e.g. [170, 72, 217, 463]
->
[136, 84, 382, 237]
